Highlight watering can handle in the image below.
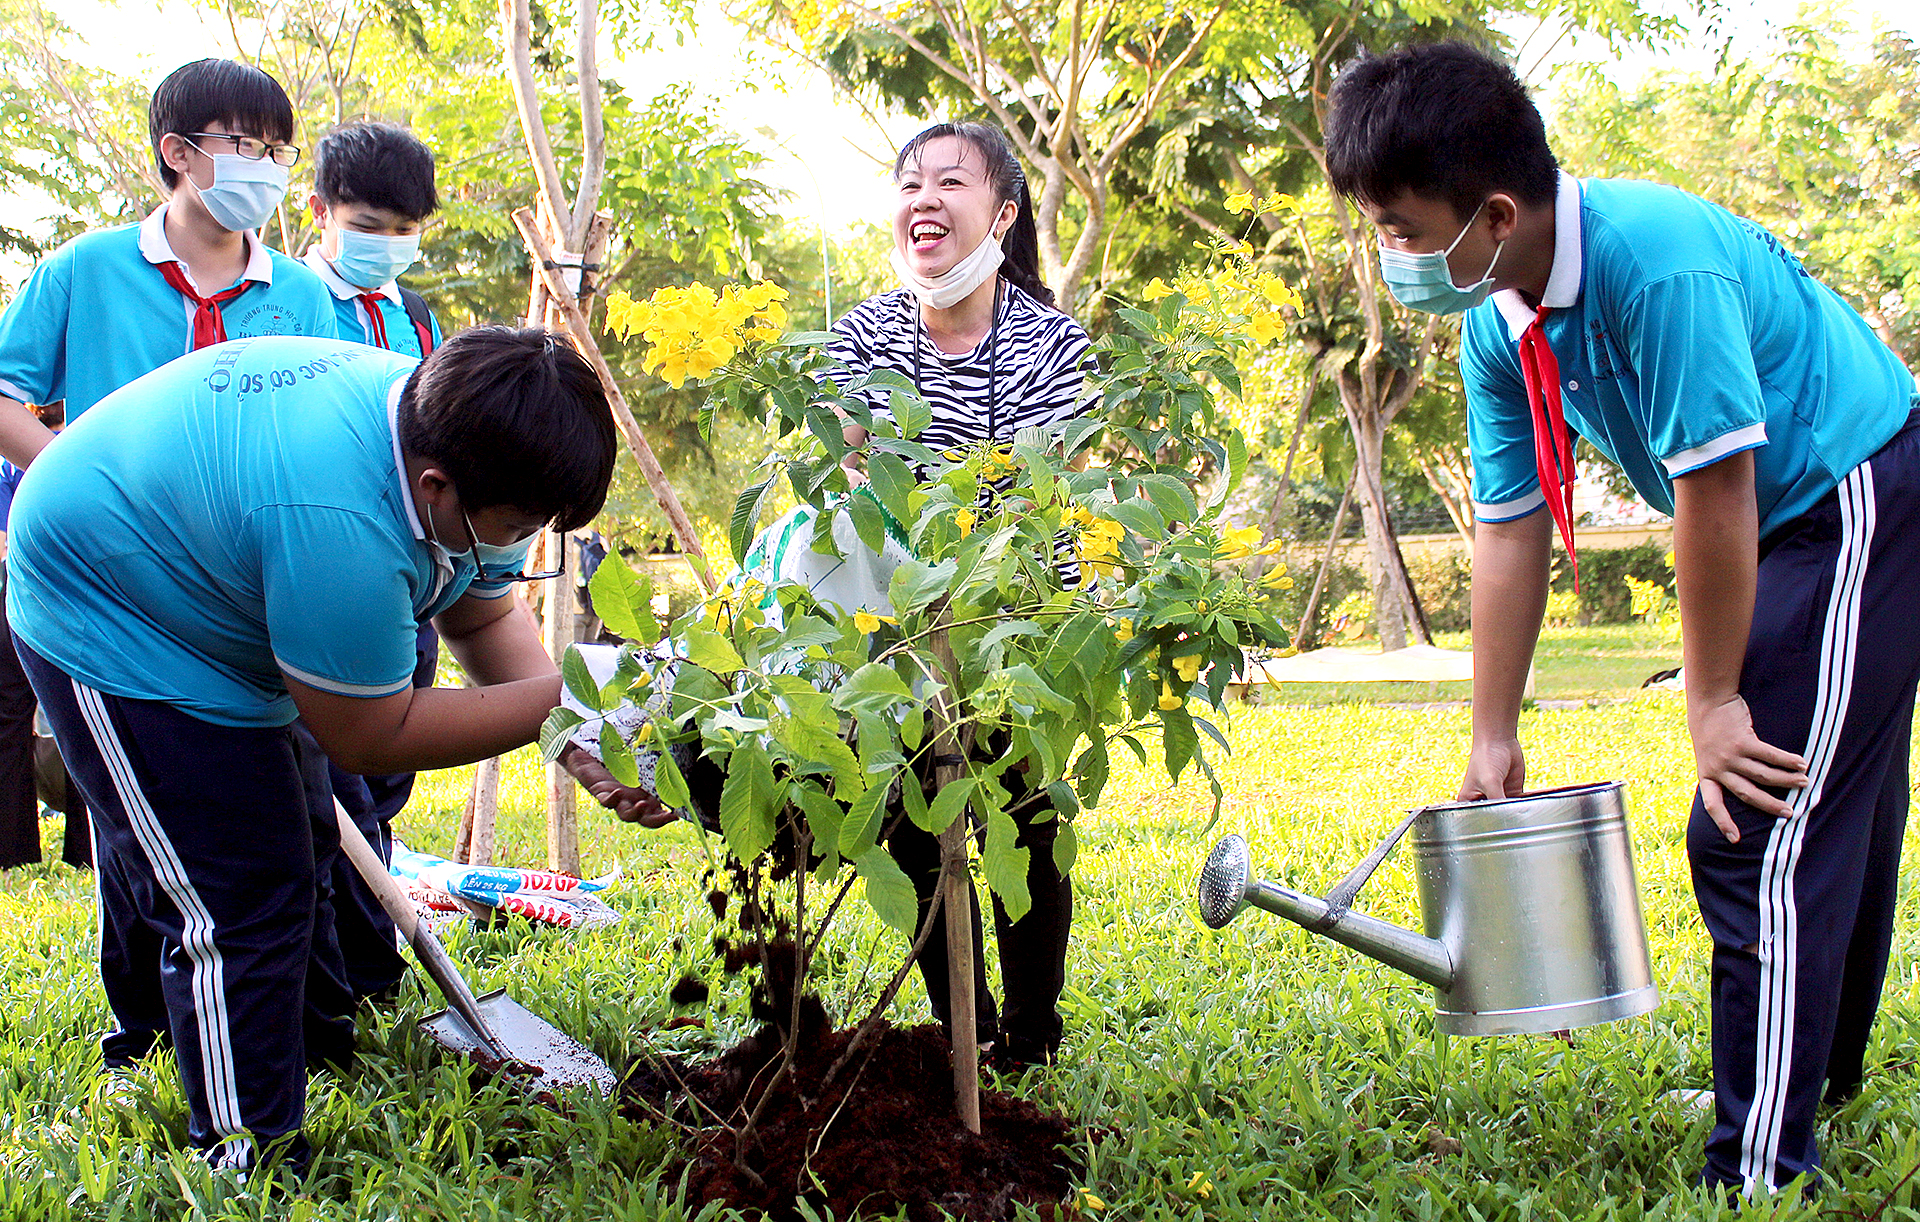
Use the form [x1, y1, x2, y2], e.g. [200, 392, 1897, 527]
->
[1310, 805, 1424, 932]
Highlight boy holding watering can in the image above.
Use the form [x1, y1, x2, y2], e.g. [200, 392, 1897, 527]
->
[1324, 41, 1918, 1198]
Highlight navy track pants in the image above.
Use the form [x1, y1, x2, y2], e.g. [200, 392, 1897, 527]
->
[17, 635, 354, 1170]
[1688, 415, 1920, 1194]
[322, 620, 438, 1000]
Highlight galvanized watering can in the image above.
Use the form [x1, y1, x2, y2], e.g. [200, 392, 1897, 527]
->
[1197, 781, 1659, 1035]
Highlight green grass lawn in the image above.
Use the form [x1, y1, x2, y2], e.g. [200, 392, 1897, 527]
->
[4, 662, 1918, 1219]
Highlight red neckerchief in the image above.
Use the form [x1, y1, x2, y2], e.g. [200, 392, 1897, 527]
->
[156, 261, 249, 350]
[357, 294, 391, 348]
[1518, 305, 1578, 588]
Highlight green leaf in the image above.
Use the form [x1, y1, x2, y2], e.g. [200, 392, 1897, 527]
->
[538, 708, 585, 763]
[917, 776, 973, 834]
[652, 746, 691, 811]
[729, 475, 781, 566]
[838, 780, 891, 858]
[588, 559, 657, 644]
[683, 623, 745, 674]
[866, 452, 915, 529]
[1216, 428, 1250, 508]
[980, 808, 1032, 923]
[853, 845, 918, 936]
[1052, 818, 1078, 876]
[1162, 703, 1198, 783]
[774, 713, 864, 794]
[790, 781, 844, 867]
[780, 330, 838, 347]
[845, 489, 887, 556]
[1073, 737, 1110, 807]
[600, 722, 642, 788]
[719, 744, 777, 861]
[888, 557, 958, 617]
[561, 647, 603, 712]
[1106, 499, 1166, 541]
[890, 386, 932, 440]
[832, 662, 914, 716]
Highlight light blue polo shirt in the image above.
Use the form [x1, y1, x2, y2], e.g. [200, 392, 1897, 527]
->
[302, 247, 442, 359]
[1461, 174, 1916, 537]
[6, 337, 526, 728]
[0, 204, 338, 423]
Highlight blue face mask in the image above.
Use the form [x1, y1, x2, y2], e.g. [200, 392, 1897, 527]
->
[332, 228, 421, 290]
[1377, 201, 1504, 315]
[190, 148, 289, 233]
[446, 509, 529, 583]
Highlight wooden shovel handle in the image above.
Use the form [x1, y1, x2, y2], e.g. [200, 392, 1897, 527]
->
[331, 800, 506, 1056]
[333, 798, 422, 941]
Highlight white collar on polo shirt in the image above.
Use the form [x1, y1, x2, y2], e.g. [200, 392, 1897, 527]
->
[137, 203, 274, 291]
[303, 246, 402, 304]
[1493, 170, 1583, 341]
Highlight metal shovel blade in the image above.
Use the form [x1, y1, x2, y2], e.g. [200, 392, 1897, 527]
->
[419, 989, 619, 1098]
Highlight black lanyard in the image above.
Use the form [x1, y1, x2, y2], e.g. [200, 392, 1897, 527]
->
[911, 278, 1002, 441]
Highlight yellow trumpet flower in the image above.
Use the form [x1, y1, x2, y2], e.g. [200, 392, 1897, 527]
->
[852, 609, 898, 634]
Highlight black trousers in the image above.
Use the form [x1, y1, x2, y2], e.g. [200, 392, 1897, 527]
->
[0, 565, 87, 869]
[888, 752, 1073, 1062]
[18, 634, 354, 1171]
[321, 621, 438, 1000]
[1688, 416, 1920, 1194]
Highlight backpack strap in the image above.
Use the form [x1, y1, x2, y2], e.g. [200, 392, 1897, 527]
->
[397, 286, 437, 356]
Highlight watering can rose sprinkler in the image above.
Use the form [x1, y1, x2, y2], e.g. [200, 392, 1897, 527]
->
[1198, 782, 1660, 1035]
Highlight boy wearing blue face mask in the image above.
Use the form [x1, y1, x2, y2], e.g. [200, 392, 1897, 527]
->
[1325, 42, 1918, 1199]
[303, 121, 442, 360]
[301, 119, 445, 1000]
[0, 61, 332, 896]
[0, 59, 335, 465]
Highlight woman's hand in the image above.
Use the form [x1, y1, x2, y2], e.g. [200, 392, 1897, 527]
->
[560, 744, 677, 828]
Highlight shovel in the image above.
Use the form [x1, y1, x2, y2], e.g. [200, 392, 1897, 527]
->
[332, 800, 618, 1097]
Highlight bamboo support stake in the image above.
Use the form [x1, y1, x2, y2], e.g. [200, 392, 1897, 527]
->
[462, 756, 502, 866]
[927, 619, 981, 1134]
[543, 529, 580, 875]
[511, 205, 715, 588]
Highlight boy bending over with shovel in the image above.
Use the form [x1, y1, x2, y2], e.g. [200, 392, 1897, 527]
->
[5, 327, 643, 1173]
[1324, 42, 1918, 1197]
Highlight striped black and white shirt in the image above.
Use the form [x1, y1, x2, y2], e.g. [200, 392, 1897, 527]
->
[828, 282, 1092, 455]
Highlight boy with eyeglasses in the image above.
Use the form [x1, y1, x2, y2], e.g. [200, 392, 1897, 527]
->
[6, 327, 631, 1172]
[1324, 42, 1918, 1198]
[0, 60, 337, 1043]
[301, 119, 446, 1000]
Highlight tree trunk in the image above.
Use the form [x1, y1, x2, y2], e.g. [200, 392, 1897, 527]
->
[1340, 380, 1417, 652]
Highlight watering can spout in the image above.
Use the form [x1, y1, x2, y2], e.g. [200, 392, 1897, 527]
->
[1197, 834, 1455, 991]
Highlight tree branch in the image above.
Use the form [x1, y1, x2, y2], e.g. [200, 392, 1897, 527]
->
[501, 0, 574, 231]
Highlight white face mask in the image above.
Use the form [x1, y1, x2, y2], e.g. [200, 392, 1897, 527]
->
[191, 149, 290, 234]
[890, 230, 1005, 310]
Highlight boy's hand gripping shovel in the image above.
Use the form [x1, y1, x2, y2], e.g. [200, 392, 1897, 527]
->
[333, 800, 617, 1098]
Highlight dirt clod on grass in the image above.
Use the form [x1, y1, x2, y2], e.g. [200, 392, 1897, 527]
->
[669, 975, 710, 1007]
[621, 1020, 1075, 1221]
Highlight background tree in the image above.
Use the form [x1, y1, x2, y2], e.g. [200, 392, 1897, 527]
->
[1552, 14, 1920, 367]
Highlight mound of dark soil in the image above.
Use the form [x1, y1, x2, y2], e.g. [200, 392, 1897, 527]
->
[622, 1020, 1076, 1221]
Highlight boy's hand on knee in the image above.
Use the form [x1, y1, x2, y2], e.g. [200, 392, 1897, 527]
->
[1459, 738, 1526, 802]
[1689, 694, 1809, 838]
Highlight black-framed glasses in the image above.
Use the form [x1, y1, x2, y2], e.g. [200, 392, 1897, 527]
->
[185, 132, 302, 167]
[464, 508, 566, 582]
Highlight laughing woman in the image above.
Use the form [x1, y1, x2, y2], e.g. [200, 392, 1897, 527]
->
[831, 121, 1092, 1070]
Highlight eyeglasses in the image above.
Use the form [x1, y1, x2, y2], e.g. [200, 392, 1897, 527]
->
[463, 507, 567, 582]
[184, 132, 302, 168]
